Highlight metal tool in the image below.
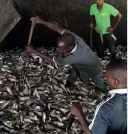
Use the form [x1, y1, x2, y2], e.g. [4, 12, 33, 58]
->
[90, 28, 93, 49]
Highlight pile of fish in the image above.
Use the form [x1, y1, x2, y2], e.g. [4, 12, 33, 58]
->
[0, 45, 126, 134]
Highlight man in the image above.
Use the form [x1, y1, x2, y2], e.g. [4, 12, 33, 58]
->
[90, 0, 122, 58]
[71, 59, 127, 134]
[26, 16, 105, 91]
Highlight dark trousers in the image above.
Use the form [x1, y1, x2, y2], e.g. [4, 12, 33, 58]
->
[93, 31, 116, 58]
[67, 68, 105, 89]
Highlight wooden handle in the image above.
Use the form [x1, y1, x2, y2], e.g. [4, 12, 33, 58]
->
[90, 28, 92, 49]
[27, 22, 36, 46]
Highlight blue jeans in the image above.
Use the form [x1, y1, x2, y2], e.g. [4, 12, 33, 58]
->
[68, 68, 105, 89]
[91, 73, 106, 89]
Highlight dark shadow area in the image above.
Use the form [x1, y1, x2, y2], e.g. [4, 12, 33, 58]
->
[0, 0, 127, 52]
[0, 18, 60, 52]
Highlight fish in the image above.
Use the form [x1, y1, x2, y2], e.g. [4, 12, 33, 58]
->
[0, 46, 126, 134]
[0, 101, 10, 110]
[42, 112, 46, 123]
[5, 86, 14, 95]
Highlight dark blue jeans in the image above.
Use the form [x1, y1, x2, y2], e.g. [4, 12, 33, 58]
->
[68, 68, 105, 89]
[93, 31, 116, 58]
[91, 73, 106, 89]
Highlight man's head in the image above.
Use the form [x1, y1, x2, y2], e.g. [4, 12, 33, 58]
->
[57, 33, 75, 54]
[106, 59, 127, 89]
[96, 0, 104, 6]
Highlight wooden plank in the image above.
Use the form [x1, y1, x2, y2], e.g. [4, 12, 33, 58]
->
[0, 0, 21, 43]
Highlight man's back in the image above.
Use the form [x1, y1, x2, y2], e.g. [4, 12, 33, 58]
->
[107, 94, 127, 134]
[89, 89, 127, 134]
[55, 30, 101, 75]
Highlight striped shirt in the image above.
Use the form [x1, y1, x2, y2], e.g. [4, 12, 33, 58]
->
[89, 89, 127, 134]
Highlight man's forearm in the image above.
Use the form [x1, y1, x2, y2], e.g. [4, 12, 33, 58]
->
[33, 51, 53, 62]
[40, 20, 64, 34]
[90, 15, 94, 25]
[40, 20, 58, 31]
[113, 13, 122, 30]
[77, 112, 92, 134]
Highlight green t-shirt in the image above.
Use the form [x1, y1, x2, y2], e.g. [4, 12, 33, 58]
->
[90, 3, 119, 34]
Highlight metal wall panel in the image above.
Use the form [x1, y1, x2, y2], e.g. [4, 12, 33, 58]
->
[0, 0, 21, 43]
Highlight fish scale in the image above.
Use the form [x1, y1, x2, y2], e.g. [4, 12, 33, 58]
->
[0, 46, 126, 134]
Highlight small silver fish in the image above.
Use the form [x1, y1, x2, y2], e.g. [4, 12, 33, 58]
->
[5, 87, 14, 95]
[42, 112, 46, 123]
[0, 101, 10, 109]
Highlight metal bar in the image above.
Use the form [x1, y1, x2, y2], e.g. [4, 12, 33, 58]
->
[90, 28, 92, 49]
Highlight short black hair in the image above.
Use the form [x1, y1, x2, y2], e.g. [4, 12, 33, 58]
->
[107, 58, 127, 86]
[107, 58, 127, 71]
[57, 33, 75, 48]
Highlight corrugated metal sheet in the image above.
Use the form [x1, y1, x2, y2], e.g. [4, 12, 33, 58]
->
[0, 0, 21, 43]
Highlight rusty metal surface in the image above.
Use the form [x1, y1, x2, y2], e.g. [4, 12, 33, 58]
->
[0, 0, 21, 43]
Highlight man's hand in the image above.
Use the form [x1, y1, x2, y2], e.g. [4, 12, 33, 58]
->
[71, 102, 83, 117]
[89, 23, 94, 29]
[107, 26, 114, 33]
[25, 45, 53, 62]
[30, 16, 43, 24]
[25, 45, 37, 53]
[30, 16, 64, 34]
[71, 102, 92, 134]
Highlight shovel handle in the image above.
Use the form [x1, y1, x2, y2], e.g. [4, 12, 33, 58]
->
[27, 22, 36, 46]
[90, 28, 93, 49]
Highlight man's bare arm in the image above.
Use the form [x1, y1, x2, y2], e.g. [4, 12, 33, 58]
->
[89, 15, 95, 29]
[35, 51, 53, 62]
[25, 45, 53, 62]
[112, 12, 122, 30]
[71, 102, 92, 134]
[30, 16, 65, 34]
[77, 110, 92, 134]
[107, 12, 122, 33]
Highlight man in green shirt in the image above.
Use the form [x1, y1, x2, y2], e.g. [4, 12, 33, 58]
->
[90, 0, 122, 58]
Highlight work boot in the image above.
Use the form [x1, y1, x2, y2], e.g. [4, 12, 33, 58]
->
[65, 80, 74, 88]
